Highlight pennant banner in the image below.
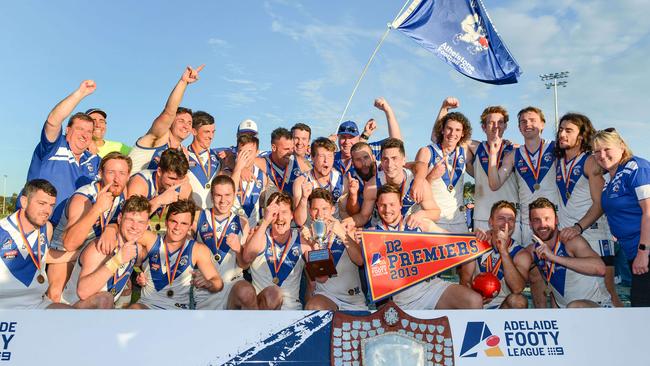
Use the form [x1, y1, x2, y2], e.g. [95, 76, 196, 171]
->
[361, 231, 492, 301]
[393, 0, 522, 85]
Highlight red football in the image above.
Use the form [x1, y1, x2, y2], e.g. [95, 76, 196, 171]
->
[472, 272, 501, 298]
[479, 37, 488, 47]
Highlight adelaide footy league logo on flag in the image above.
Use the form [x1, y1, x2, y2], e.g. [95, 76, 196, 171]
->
[361, 231, 491, 301]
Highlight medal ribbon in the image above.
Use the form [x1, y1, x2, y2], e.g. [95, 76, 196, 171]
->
[211, 209, 232, 255]
[543, 236, 562, 283]
[189, 145, 212, 181]
[486, 239, 510, 276]
[111, 234, 134, 288]
[523, 140, 544, 184]
[379, 217, 405, 232]
[16, 209, 42, 274]
[270, 232, 292, 276]
[267, 158, 290, 192]
[163, 240, 185, 287]
[441, 145, 459, 187]
[561, 155, 579, 199]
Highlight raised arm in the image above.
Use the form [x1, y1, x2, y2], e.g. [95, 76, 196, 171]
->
[242, 198, 278, 265]
[62, 185, 115, 251]
[140, 65, 204, 145]
[77, 239, 138, 300]
[45, 80, 96, 142]
[374, 97, 401, 140]
[292, 177, 311, 227]
[430, 97, 459, 143]
[487, 136, 515, 191]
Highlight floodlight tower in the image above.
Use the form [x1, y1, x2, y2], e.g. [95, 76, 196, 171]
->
[540, 71, 569, 134]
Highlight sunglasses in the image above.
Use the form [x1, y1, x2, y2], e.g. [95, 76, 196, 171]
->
[338, 126, 358, 134]
[600, 127, 616, 133]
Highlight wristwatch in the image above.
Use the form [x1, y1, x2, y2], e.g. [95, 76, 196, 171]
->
[639, 244, 649, 251]
[360, 132, 370, 140]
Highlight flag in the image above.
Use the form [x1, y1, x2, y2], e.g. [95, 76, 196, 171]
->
[361, 230, 492, 301]
[393, 0, 521, 85]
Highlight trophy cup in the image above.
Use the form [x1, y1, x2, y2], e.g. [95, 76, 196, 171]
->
[305, 219, 338, 280]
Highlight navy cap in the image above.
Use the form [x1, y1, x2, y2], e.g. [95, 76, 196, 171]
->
[337, 120, 359, 137]
[85, 108, 107, 119]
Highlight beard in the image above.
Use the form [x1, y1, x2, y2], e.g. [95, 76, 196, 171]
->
[356, 163, 376, 182]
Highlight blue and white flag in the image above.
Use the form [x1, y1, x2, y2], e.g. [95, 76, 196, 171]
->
[393, 0, 521, 85]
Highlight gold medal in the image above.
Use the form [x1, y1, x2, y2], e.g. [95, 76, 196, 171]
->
[37, 274, 45, 284]
[272, 277, 279, 285]
[205, 183, 211, 190]
[214, 253, 221, 262]
[447, 184, 454, 192]
[348, 289, 354, 296]
[110, 288, 117, 296]
[566, 191, 571, 200]
[155, 223, 161, 231]
[533, 183, 541, 191]
[167, 289, 174, 297]
[237, 208, 246, 217]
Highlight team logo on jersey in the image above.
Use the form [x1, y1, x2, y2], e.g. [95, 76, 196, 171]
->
[256, 179, 263, 188]
[293, 168, 301, 176]
[291, 247, 299, 257]
[3, 250, 18, 259]
[201, 221, 209, 233]
[152, 254, 159, 262]
[572, 167, 581, 176]
[179, 255, 189, 267]
[458, 154, 465, 164]
[544, 154, 552, 162]
[2, 238, 13, 249]
[151, 263, 160, 271]
[230, 222, 239, 232]
[189, 161, 197, 168]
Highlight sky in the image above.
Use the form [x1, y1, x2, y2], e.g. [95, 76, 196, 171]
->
[1, 0, 649, 195]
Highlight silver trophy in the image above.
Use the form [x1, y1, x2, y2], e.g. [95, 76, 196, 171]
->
[306, 218, 337, 279]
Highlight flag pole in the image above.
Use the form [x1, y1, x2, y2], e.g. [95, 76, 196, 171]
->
[337, 0, 415, 124]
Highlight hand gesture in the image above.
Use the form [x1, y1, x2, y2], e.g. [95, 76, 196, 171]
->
[341, 217, 356, 233]
[96, 226, 119, 255]
[118, 241, 138, 264]
[373, 97, 391, 112]
[264, 197, 280, 225]
[430, 159, 446, 179]
[487, 134, 503, 157]
[410, 177, 427, 203]
[328, 134, 338, 143]
[78, 80, 97, 97]
[348, 174, 360, 197]
[301, 180, 313, 200]
[441, 97, 459, 110]
[226, 233, 241, 254]
[494, 223, 509, 253]
[95, 183, 115, 213]
[532, 234, 552, 261]
[354, 228, 364, 243]
[235, 149, 254, 172]
[181, 64, 205, 84]
[362, 119, 377, 136]
[157, 183, 182, 205]
[474, 229, 491, 243]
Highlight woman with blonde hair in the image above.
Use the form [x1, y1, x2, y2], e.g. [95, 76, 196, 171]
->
[594, 128, 650, 306]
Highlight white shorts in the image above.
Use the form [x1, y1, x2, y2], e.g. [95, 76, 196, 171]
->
[195, 282, 236, 310]
[474, 219, 523, 244]
[395, 277, 451, 310]
[313, 290, 368, 311]
[0, 295, 53, 310]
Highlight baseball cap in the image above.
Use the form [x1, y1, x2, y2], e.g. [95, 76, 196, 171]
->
[237, 119, 258, 135]
[337, 120, 359, 137]
[85, 108, 107, 119]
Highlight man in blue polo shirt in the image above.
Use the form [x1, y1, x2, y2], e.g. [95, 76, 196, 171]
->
[25, 80, 100, 225]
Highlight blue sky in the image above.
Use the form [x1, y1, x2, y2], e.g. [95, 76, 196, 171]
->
[1, 0, 649, 194]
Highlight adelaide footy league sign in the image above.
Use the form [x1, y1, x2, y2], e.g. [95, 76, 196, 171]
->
[361, 231, 492, 301]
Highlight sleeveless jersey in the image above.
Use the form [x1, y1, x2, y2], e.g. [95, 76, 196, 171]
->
[306, 169, 344, 218]
[473, 141, 518, 221]
[426, 144, 466, 226]
[514, 140, 559, 220]
[475, 240, 525, 308]
[63, 235, 138, 304]
[187, 147, 222, 209]
[265, 155, 303, 196]
[128, 141, 169, 174]
[51, 181, 125, 251]
[233, 165, 264, 228]
[140, 236, 195, 309]
[534, 241, 610, 308]
[0, 212, 50, 309]
[313, 236, 366, 309]
[371, 168, 419, 227]
[249, 228, 305, 310]
[556, 153, 611, 249]
[194, 210, 245, 309]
